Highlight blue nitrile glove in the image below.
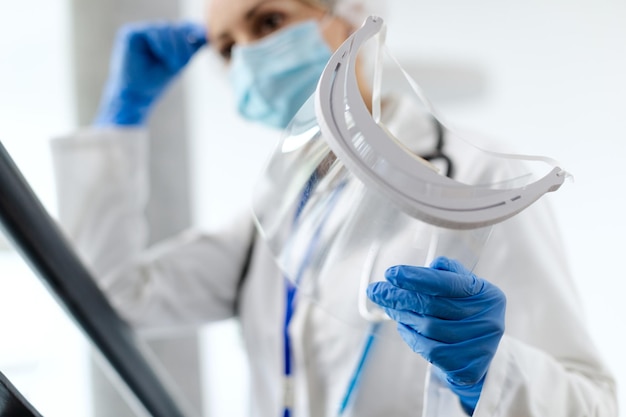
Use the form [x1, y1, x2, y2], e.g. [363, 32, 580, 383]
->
[367, 256, 506, 415]
[94, 21, 207, 126]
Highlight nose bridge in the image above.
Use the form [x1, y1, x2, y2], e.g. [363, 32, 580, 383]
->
[236, 29, 258, 46]
[208, 21, 257, 56]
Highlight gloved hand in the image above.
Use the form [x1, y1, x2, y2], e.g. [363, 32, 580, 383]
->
[94, 21, 207, 126]
[367, 256, 506, 415]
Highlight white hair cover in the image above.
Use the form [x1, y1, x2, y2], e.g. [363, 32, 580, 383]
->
[317, 0, 387, 27]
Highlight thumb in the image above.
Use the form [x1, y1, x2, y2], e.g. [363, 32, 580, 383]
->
[430, 256, 472, 275]
[148, 22, 208, 71]
[183, 22, 208, 48]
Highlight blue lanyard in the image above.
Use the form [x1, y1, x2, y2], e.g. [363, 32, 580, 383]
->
[282, 176, 378, 416]
[284, 285, 380, 416]
[337, 323, 380, 415]
[283, 281, 297, 417]
[282, 173, 320, 417]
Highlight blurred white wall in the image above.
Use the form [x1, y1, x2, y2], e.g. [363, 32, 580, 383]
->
[69, 0, 205, 415]
[182, 0, 626, 415]
[0, 1, 203, 416]
[0, 1, 89, 416]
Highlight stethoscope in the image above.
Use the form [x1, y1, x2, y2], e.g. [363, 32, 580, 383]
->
[421, 117, 454, 179]
[282, 118, 452, 417]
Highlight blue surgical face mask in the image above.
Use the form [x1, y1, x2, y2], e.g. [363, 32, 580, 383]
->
[229, 20, 333, 129]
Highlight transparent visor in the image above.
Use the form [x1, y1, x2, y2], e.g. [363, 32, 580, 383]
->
[252, 16, 568, 330]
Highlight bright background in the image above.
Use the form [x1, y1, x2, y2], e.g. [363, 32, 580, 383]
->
[0, 0, 624, 415]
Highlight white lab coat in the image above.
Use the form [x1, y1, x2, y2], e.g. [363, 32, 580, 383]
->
[50, 94, 617, 417]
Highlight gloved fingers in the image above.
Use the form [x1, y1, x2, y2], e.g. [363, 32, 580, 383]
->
[383, 306, 503, 343]
[396, 324, 494, 385]
[97, 21, 207, 126]
[367, 282, 487, 320]
[114, 22, 207, 73]
[183, 22, 208, 47]
[396, 322, 449, 362]
[429, 256, 472, 274]
[385, 263, 483, 298]
[146, 22, 208, 72]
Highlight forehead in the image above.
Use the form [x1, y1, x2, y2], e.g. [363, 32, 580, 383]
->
[206, 0, 318, 37]
[206, 0, 263, 20]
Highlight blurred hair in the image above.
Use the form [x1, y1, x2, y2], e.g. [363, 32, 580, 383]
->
[297, 0, 385, 28]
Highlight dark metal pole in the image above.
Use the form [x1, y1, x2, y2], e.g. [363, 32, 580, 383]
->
[0, 140, 187, 417]
[0, 372, 44, 417]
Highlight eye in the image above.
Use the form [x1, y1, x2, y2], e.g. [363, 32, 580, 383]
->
[219, 42, 234, 60]
[254, 12, 286, 37]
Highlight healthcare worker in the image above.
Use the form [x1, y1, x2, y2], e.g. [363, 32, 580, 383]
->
[50, 0, 617, 416]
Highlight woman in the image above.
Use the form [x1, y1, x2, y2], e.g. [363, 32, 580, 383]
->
[51, 0, 617, 415]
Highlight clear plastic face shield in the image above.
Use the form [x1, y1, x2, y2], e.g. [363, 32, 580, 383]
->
[252, 16, 568, 332]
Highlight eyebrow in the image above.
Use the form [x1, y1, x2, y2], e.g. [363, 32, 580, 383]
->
[215, 0, 281, 42]
[245, 1, 269, 21]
